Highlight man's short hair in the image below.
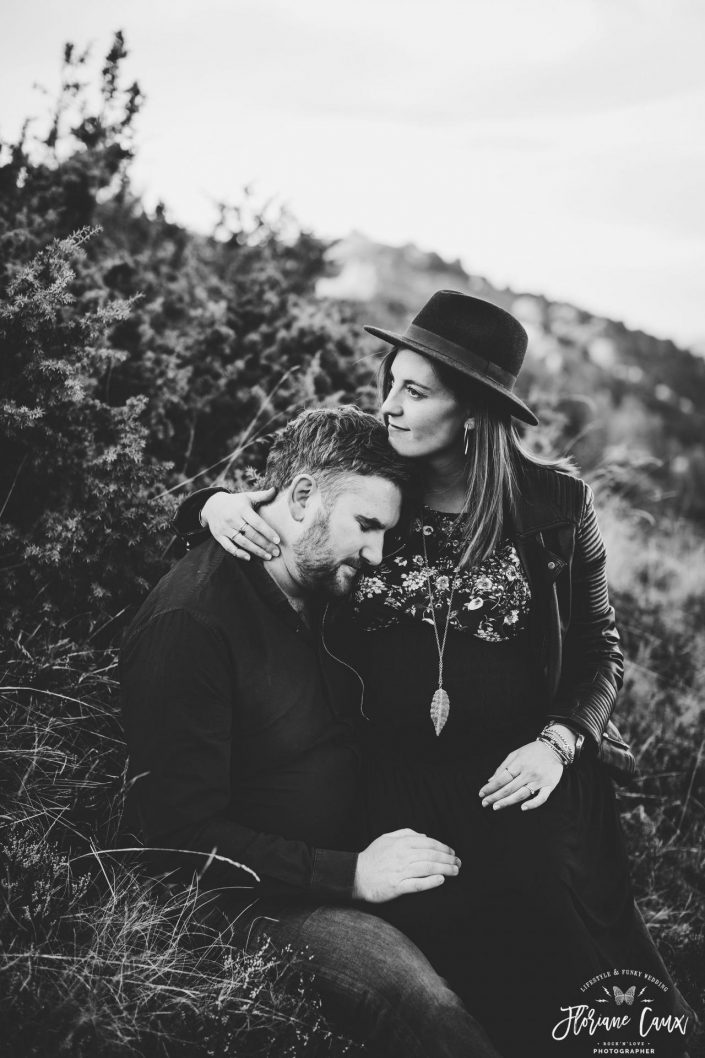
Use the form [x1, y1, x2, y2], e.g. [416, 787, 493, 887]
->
[264, 405, 411, 499]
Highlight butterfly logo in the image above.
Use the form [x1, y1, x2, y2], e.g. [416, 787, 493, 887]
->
[596, 983, 652, 1006]
[613, 986, 636, 1006]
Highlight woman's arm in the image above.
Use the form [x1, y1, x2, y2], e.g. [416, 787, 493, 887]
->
[172, 487, 280, 560]
[546, 483, 624, 744]
[479, 482, 623, 810]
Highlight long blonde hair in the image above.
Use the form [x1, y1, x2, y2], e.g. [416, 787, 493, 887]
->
[379, 348, 576, 569]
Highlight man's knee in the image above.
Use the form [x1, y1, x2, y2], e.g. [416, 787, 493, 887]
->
[233, 904, 499, 1058]
[294, 906, 463, 1013]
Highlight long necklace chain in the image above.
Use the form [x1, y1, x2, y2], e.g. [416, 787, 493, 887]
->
[421, 522, 461, 736]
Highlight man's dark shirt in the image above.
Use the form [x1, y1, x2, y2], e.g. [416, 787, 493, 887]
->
[120, 540, 362, 899]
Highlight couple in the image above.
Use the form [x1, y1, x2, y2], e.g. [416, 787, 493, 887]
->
[121, 292, 692, 1057]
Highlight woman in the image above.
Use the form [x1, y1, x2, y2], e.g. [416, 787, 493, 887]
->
[174, 292, 692, 1057]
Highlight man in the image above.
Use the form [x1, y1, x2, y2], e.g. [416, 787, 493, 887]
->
[121, 406, 502, 1058]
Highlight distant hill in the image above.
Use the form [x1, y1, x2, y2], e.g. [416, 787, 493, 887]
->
[317, 233, 705, 521]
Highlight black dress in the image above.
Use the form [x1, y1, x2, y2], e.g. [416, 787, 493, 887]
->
[351, 508, 690, 1058]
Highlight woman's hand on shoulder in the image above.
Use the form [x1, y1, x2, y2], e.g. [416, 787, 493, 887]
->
[478, 741, 564, 812]
[201, 488, 280, 561]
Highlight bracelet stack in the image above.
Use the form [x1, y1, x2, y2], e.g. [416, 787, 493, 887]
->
[537, 724, 575, 767]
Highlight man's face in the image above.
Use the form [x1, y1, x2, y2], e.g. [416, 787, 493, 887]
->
[293, 474, 401, 598]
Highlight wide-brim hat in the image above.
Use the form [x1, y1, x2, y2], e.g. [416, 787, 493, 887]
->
[365, 289, 538, 426]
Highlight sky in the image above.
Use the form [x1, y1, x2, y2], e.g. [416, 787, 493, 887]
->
[2, 0, 704, 349]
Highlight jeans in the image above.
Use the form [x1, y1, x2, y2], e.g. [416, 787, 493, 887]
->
[198, 893, 503, 1058]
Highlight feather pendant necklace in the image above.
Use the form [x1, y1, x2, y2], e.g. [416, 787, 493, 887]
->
[421, 523, 460, 736]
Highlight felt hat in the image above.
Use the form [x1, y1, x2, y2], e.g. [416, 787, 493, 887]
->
[365, 289, 538, 426]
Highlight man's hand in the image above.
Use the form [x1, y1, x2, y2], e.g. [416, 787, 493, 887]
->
[353, 828, 461, 903]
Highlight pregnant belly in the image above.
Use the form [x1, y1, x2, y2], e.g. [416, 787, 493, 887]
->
[365, 750, 580, 895]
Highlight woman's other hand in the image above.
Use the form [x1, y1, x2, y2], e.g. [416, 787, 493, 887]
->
[201, 488, 280, 561]
[478, 741, 565, 812]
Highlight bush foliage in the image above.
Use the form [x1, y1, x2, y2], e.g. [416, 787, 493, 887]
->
[0, 34, 370, 638]
[1, 34, 703, 1057]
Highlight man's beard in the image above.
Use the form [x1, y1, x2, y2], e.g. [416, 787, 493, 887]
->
[293, 511, 362, 599]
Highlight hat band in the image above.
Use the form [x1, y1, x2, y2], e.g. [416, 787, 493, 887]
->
[405, 323, 516, 390]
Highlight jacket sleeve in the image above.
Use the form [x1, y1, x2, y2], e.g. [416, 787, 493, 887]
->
[172, 487, 230, 546]
[546, 485, 624, 745]
[120, 608, 357, 898]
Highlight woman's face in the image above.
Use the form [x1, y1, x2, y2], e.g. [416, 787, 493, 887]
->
[380, 349, 467, 460]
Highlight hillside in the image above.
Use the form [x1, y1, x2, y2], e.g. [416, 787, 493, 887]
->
[319, 233, 705, 520]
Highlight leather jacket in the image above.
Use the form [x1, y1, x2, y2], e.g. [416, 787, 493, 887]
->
[509, 463, 635, 778]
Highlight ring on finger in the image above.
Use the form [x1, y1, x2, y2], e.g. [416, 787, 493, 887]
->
[505, 766, 518, 779]
[237, 518, 249, 536]
[524, 784, 538, 798]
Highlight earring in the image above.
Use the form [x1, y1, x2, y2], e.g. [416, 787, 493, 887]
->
[463, 419, 474, 456]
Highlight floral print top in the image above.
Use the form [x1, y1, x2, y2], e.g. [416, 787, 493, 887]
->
[352, 507, 531, 642]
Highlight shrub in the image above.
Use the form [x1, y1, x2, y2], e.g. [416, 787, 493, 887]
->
[0, 227, 174, 637]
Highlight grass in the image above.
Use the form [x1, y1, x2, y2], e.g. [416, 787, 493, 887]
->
[599, 496, 705, 1052]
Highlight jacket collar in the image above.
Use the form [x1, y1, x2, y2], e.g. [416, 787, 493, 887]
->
[509, 465, 576, 538]
[509, 497, 573, 539]
[506, 468, 575, 585]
